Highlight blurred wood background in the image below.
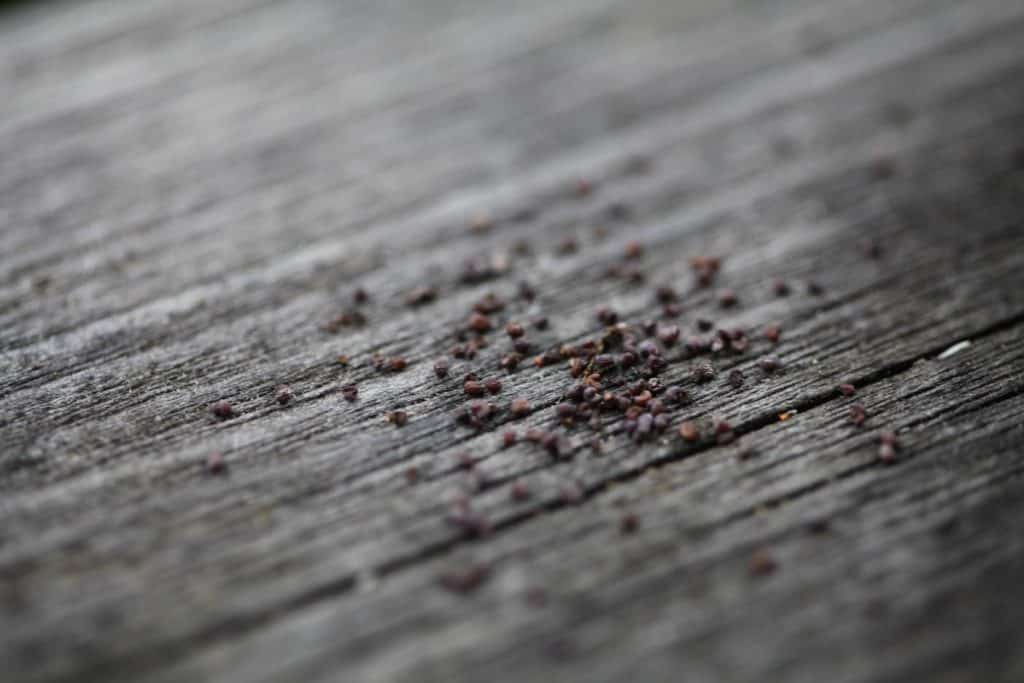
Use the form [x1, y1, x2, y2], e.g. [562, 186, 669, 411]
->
[2, 0, 1023, 681]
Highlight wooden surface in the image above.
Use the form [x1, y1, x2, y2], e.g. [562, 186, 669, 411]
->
[2, 0, 1024, 681]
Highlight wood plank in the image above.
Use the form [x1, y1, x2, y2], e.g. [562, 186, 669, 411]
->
[1, 0, 1023, 681]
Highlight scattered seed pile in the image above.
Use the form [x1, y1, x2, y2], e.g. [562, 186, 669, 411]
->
[205, 171, 901, 593]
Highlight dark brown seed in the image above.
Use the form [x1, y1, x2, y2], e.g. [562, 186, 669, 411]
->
[503, 430, 518, 448]
[206, 452, 226, 475]
[689, 336, 713, 355]
[387, 410, 408, 427]
[341, 384, 358, 402]
[532, 315, 549, 330]
[807, 280, 825, 296]
[594, 354, 616, 368]
[691, 256, 721, 287]
[758, 356, 781, 374]
[665, 386, 690, 405]
[438, 563, 490, 593]
[773, 278, 791, 297]
[323, 310, 367, 332]
[557, 236, 579, 255]
[849, 404, 867, 427]
[464, 380, 485, 397]
[434, 358, 450, 379]
[838, 383, 856, 396]
[573, 178, 594, 198]
[210, 400, 235, 419]
[560, 481, 583, 504]
[647, 356, 668, 374]
[471, 400, 498, 422]
[506, 322, 525, 339]
[595, 306, 618, 325]
[512, 237, 536, 253]
[555, 403, 576, 419]
[468, 312, 493, 333]
[500, 353, 522, 372]
[624, 241, 644, 259]
[353, 287, 369, 304]
[275, 386, 294, 405]
[525, 428, 547, 443]
[619, 267, 645, 286]
[387, 357, 408, 372]
[749, 550, 778, 577]
[620, 512, 639, 535]
[505, 339, 528, 356]
[518, 281, 537, 302]
[718, 289, 738, 308]
[879, 430, 900, 447]
[405, 286, 437, 307]
[679, 421, 700, 442]
[764, 324, 782, 344]
[807, 519, 830, 534]
[728, 369, 745, 389]
[542, 433, 562, 457]
[474, 293, 505, 314]
[862, 239, 883, 259]
[511, 398, 532, 417]
[607, 202, 632, 221]
[691, 362, 716, 383]
[484, 378, 502, 395]
[635, 413, 654, 441]
[654, 285, 678, 304]
[696, 318, 714, 332]
[469, 213, 493, 234]
[463, 468, 488, 493]
[459, 258, 498, 285]
[510, 480, 530, 501]
[657, 325, 680, 346]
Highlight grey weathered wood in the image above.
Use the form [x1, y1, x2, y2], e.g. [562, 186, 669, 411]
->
[1, 0, 1023, 681]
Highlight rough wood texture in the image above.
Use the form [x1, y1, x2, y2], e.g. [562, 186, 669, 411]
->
[2, 0, 1024, 681]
